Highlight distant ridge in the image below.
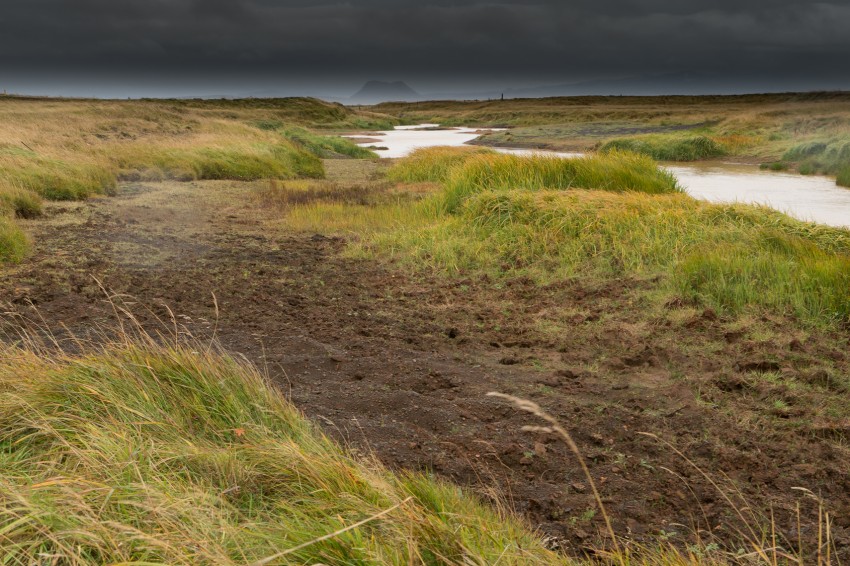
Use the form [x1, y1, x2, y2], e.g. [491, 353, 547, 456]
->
[350, 80, 420, 104]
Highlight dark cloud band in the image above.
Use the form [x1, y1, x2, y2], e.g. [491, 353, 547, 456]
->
[2, 1, 847, 96]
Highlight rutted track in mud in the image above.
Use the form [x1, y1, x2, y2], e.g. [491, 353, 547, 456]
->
[2, 173, 849, 557]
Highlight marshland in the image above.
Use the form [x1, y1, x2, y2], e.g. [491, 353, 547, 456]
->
[1, 92, 849, 564]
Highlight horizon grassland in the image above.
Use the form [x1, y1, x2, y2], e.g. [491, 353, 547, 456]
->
[0, 92, 849, 564]
[375, 92, 850, 185]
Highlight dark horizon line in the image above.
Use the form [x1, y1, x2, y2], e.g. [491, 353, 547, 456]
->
[3, 89, 850, 105]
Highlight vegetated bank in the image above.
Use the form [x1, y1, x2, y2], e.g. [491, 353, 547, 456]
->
[289, 146, 850, 328]
[373, 92, 850, 186]
[0, 339, 563, 564]
[0, 95, 395, 263]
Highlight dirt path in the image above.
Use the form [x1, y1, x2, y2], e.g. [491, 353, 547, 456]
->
[2, 165, 849, 557]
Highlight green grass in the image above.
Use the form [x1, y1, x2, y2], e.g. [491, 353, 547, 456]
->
[759, 161, 791, 172]
[0, 341, 564, 565]
[783, 139, 850, 185]
[0, 156, 117, 201]
[113, 142, 325, 182]
[441, 151, 680, 212]
[288, 151, 850, 327]
[254, 122, 378, 159]
[0, 186, 42, 218]
[279, 126, 379, 159]
[600, 135, 727, 161]
[677, 236, 850, 325]
[0, 215, 28, 263]
[837, 165, 850, 187]
[386, 146, 495, 183]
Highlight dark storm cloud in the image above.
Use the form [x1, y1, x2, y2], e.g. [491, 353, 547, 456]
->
[1, 0, 848, 95]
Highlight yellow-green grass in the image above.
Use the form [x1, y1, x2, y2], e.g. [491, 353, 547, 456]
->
[441, 151, 680, 211]
[386, 146, 495, 183]
[0, 184, 42, 218]
[287, 151, 850, 327]
[0, 341, 564, 565]
[782, 139, 850, 185]
[109, 140, 324, 182]
[0, 215, 28, 263]
[0, 152, 117, 201]
[837, 166, 850, 187]
[599, 135, 727, 162]
[276, 125, 379, 159]
[0, 96, 393, 202]
[0, 97, 396, 262]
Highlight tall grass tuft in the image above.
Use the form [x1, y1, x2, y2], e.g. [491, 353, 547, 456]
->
[0, 155, 117, 200]
[386, 146, 495, 183]
[837, 165, 850, 187]
[0, 184, 43, 218]
[112, 142, 324, 182]
[0, 215, 28, 263]
[600, 135, 727, 161]
[677, 237, 850, 325]
[442, 151, 680, 212]
[0, 340, 565, 564]
[279, 126, 379, 159]
[783, 139, 850, 185]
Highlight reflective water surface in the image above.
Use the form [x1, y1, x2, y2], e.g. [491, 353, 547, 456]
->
[351, 125, 850, 228]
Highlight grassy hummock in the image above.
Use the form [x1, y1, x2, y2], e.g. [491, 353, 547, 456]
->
[0, 215, 28, 263]
[0, 342, 564, 565]
[441, 151, 681, 211]
[280, 126, 379, 159]
[783, 139, 850, 185]
[0, 185, 42, 219]
[599, 135, 726, 161]
[386, 146, 496, 183]
[288, 148, 850, 327]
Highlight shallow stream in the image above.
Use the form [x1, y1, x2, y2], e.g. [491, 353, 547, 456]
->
[349, 125, 850, 228]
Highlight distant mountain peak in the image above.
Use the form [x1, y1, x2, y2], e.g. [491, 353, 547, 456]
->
[350, 80, 420, 104]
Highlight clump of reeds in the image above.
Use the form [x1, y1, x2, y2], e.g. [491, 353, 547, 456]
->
[0, 335, 565, 564]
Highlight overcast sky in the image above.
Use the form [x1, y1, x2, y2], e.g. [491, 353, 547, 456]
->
[2, 0, 849, 98]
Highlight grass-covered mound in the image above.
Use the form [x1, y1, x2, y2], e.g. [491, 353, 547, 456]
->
[111, 140, 325, 182]
[0, 153, 117, 201]
[253, 121, 378, 159]
[0, 185, 42, 219]
[782, 139, 850, 186]
[441, 151, 680, 211]
[288, 150, 850, 327]
[0, 215, 28, 263]
[387, 146, 496, 183]
[0, 342, 563, 565]
[599, 135, 726, 161]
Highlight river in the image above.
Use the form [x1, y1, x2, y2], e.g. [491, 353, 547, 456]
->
[348, 125, 850, 228]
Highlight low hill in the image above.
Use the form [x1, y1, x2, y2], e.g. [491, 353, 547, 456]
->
[350, 80, 421, 104]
